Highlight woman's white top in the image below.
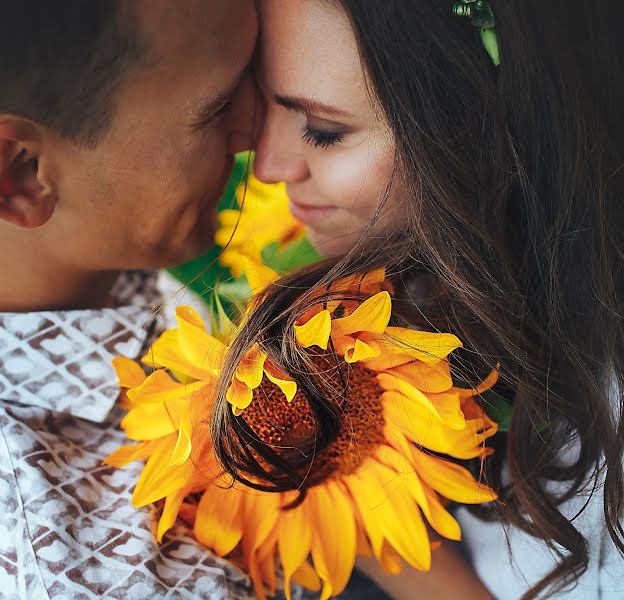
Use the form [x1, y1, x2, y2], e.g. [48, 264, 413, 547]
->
[456, 385, 623, 599]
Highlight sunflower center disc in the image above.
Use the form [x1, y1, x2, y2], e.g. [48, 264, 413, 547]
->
[243, 356, 386, 485]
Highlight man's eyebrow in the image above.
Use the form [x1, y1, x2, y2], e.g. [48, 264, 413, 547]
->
[274, 94, 350, 119]
[189, 75, 245, 125]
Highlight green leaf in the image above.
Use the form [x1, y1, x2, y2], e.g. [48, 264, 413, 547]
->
[261, 237, 322, 274]
[479, 389, 513, 431]
[209, 286, 238, 340]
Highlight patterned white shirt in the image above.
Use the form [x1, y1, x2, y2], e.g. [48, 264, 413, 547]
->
[0, 272, 263, 600]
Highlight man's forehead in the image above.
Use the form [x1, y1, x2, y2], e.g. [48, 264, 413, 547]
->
[136, 0, 254, 63]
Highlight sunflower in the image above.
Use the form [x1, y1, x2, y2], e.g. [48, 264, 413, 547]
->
[216, 173, 306, 277]
[106, 270, 499, 600]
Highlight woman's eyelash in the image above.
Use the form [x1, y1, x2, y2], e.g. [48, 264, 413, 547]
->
[301, 126, 344, 149]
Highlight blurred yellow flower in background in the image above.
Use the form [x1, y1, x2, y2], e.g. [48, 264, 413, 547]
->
[216, 175, 306, 276]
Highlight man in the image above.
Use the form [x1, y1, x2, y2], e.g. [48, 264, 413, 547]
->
[0, 2, 265, 598]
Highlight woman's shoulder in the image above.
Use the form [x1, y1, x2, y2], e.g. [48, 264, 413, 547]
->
[456, 376, 623, 599]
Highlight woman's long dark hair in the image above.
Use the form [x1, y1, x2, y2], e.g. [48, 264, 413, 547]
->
[212, 1, 624, 597]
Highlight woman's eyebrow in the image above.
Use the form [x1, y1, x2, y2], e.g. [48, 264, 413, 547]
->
[274, 94, 350, 119]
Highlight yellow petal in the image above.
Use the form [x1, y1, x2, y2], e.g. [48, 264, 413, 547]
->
[349, 462, 431, 571]
[383, 391, 494, 459]
[241, 256, 280, 295]
[121, 402, 178, 441]
[113, 357, 146, 389]
[278, 505, 312, 600]
[241, 492, 281, 600]
[308, 481, 356, 600]
[294, 310, 331, 350]
[378, 445, 461, 542]
[291, 560, 322, 592]
[194, 483, 244, 556]
[356, 523, 373, 557]
[332, 291, 391, 337]
[345, 338, 381, 364]
[264, 362, 297, 402]
[169, 405, 193, 466]
[142, 330, 216, 382]
[103, 441, 154, 467]
[226, 377, 254, 410]
[132, 434, 195, 507]
[421, 485, 462, 541]
[363, 329, 462, 370]
[379, 541, 403, 575]
[157, 488, 187, 542]
[235, 346, 267, 389]
[345, 475, 385, 558]
[376, 373, 465, 430]
[458, 368, 500, 399]
[409, 449, 498, 504]
[385, 360, 453, 394]
[176, 306, 227, 376]
[127, 369, 207, 406]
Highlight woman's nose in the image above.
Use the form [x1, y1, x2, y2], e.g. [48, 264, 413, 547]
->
[253, 110, 309, 185]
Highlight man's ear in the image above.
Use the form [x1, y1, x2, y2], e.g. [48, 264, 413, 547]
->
[0, 118, 56, 229]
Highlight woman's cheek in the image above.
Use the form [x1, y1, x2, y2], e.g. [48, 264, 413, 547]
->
[313, 147, 385, 219]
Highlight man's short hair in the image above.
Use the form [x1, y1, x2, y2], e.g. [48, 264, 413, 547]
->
[1, 1, 145, 147]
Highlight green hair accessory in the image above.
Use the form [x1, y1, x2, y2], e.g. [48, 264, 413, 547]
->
[453, 0, 501, 66]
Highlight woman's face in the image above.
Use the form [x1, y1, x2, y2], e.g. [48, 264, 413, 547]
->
[254, 0, 405, 257]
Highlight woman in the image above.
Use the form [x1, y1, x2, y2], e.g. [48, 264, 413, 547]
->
[213, 1, 624, 598]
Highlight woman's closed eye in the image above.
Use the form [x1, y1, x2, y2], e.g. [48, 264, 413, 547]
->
[301, 125, 344, 148]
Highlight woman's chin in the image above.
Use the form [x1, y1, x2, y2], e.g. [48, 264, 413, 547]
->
[306, 227, 361, 259]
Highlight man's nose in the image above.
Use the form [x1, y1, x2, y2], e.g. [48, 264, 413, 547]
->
[226, 72, 264, 155]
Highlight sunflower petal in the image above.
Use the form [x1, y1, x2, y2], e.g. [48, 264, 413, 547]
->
[195, 483, 244, 556]
[132, 435, 195, 507]
[121, 402, 178, 441]
[410, 448, 497, 504]
[169, 405, 193, 466]
[292, 560, 322, 592]
[308, 482, 357, 600]
[242, 492, 281, 600]
[345, 338, 381, 363]
[235, 346, 267, 389]
[383, 391, 495, 459]
[458, 368, 500, 399]
[385, 360, 453, 394]
[157, 488, 187, 542]
[376, 374, 465, 430]
[379, 541, 403, 575]
[421, 485, 462, 541]
[332, 291, 391, 337]
[241, 256, 280, 295]
[176, 306, 227, 376]
[226, 377, 254, 410]
[103, 441, 154, 467]
[142, 330, 215, 381]
[278, 505, 312, 600]
[295, 310, 331, 350]
[350, 462, 431, 571]
[363, 329, 462, 371]
[127, 370, 207, 406]
[113, 357, 146, 389]
[346, 474, 385, 558]
[264, 362, 297, 402]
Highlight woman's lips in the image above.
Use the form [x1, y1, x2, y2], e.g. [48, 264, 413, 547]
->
[289, 199, 337, 224]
